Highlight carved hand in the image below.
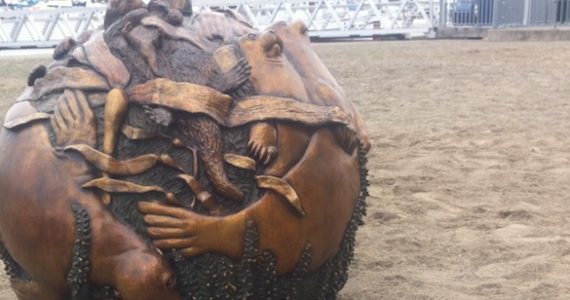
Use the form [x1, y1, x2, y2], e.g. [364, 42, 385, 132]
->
[51, 89, 97, 147]
[139, 201, 220, 257]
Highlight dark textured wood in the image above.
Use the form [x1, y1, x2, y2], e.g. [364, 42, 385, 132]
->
[28, 67, 110, 101]
[138, 128, 361, 273]
[71, 32, 131, 89]
[0, 102, 181, 300]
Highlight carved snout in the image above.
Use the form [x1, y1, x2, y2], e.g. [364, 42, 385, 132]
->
[260, 29, 284, 58]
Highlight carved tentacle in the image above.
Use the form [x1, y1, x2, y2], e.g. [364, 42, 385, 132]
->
[177, 115, 244, 202]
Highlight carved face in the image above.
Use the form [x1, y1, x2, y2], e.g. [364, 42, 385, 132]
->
[274, 21, 311, 44]
[190, 10, 253, 45]
[239, 29, 284, 60]
[270, 21, 320, 79]
[239, 30, 308, 101]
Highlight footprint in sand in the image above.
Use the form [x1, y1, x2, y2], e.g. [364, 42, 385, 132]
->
[497, 209, 533, 221]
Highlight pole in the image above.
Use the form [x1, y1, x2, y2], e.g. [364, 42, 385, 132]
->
[440, 0, 447, 26]
[523, 0, 531, 25]
[429, 0, 434, 25]
[492, 0, 500, 28]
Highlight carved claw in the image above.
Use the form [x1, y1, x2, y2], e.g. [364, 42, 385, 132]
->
[247, 122, 278, 166]
[333, 126, 358, 154]
[144, 105, 173, 127]
[248, 141, 277, 166]
[218, 57, 252, 93]
[233, 58, 252, 87]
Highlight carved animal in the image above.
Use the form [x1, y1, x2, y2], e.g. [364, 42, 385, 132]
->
[270, 21, 371, 153]
[0, 97, 181, 299]
[139, 29, 362, 274]
[236, 29, 313, 165]
[104, 6, 251, 201]
[104, 0, 145, 29]
[140, 128, 361, 274]
[0, 8, 368, 298]
[189, 10, 253, 46]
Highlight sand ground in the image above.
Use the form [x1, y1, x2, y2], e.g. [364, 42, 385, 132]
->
[3, 40, 570, 299]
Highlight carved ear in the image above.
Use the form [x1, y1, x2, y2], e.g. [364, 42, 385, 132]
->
[147, 0, 185, 25]
[106, 8, 149, 35]
[222, 9, 253, 28]
[104, 0, 145, 29]
[290, 21, 309, 36]
[162, 0, 192, 16]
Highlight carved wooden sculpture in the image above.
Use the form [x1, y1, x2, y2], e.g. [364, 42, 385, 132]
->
[0, 1, 370, 299]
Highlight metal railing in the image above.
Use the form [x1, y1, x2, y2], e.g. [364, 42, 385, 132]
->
[0, 7, 105, 48]
[194, 0, 436, 38]
[439, 0, 570, 28]
[0, 0, 438, 48]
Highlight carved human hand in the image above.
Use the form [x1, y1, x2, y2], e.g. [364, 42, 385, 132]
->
[138, 201, 221, 257]
[50, 89, 97, 147]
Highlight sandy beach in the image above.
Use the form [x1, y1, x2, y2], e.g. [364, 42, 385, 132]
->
[3, 40, 570, 299]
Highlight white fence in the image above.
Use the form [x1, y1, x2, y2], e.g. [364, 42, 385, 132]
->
[0, 0, 438, 48]
[0, 7, 105, 48]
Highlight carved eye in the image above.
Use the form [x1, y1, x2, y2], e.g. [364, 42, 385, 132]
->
[300, 24, 308, 35]
[292, 21, 309, 35]
[247, 33, 257, 40]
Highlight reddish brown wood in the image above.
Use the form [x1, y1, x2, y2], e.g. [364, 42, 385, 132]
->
[0, 3, 369, 298]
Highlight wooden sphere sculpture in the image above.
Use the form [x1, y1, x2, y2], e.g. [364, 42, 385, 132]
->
[0, 1, 371, 299]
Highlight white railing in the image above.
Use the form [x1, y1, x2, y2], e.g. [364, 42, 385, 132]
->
[0, 7, 105, 48]
[0, 0, 437, 48]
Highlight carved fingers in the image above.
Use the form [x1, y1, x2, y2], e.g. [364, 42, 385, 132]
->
[51, 89, 97, 147]
[139, 201, 193, 219]
[147, 227, 188, 238]
[145, 214, 186, 228]
[138, 201, 213, 256]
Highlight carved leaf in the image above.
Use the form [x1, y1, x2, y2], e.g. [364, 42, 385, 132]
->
[126, 78, 233, 123]
[83, 177, 165, 194]
[29, 67, 110, 101]
[256, 175, 305, 216]
[3, 112, 50, 130]
[71, 32, 131, 89]
[63, 144, 160, 176]
[224, 153, 257, 171]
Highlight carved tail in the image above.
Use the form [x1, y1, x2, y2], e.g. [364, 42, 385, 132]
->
[178, 116, 244, 202]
